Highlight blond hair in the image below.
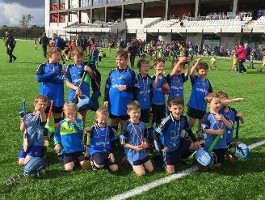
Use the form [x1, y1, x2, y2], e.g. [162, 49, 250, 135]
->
[95, 108, 109, 119]
[63, 102, 77, 112]
[127, 100, 141, 112]
[205, 93, 220, 103]
[33, 95, 49, 105]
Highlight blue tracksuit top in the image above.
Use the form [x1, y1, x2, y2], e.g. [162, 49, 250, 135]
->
[88, 124, 117, 155]
[187, 75, 213, 111]
[167, 73, 188, 100]
[201, 112, 230, 149]
[155, 114, 190, 152]
[152, 75, 167, 105]
[36, 62, 64, 107]
[65, 63, 90, 101]
[120, 121, 148, 163]
[104, 67, 137, 116]
[54, 119, 84, 154]
[136, 74, 152, 110]
[23, 112, 45, 147]
[219, 107, 237, 144]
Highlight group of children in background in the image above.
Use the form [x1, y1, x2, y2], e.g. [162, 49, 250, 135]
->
[17, 46, 244, 176]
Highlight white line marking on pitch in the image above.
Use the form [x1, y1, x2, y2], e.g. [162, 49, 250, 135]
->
[107, 139, 265, 200]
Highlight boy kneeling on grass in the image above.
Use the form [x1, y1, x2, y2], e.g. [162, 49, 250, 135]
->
[154, 97, 201, 174]
[54, 102, 90, 171]
[84, 108, 118, 172]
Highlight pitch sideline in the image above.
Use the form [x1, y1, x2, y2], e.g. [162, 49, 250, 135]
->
[107, 139, 265, 200]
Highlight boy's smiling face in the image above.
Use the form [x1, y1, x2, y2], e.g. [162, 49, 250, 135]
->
[116, 55, 128, 69]
[168, 104, 183, 120]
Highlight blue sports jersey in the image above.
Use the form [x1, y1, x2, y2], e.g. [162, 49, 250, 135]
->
[65, 63, 90, 101]
[152, 75, 167, 105]
[219, 107, 237, 144]
[155, 114, 190, 152]
[36, 63, 64, 107]
[120, 121, 148, 163]
[54, 119, 84, 154]
[201, 112, 229, 149]
[187, 75, 213, 111]
[104, 67, 137, 116]
[88, 124, 117, 155]
[136, 74, 152, 109]
[24, 113, 45, 147]
[167, 73, 188, 100]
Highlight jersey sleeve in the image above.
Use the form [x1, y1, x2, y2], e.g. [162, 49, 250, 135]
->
[35, 64, 57, 82]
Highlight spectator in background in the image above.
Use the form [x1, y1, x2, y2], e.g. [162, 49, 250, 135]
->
[39, 32, 50, 58]
[5, 31, 17, 63]
[89, 37, 99, 67]
[244, 43, 251, 61]
[236, 43, 247, 73]
[52, 33, 65, 64]
[128, 40, 138, 69]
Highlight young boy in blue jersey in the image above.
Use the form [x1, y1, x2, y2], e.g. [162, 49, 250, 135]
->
[36, 47, 64, 130]
[135, 59, 153, 123]
[120, 101, 154, 176]
[104, 49, 138, 131]
[167, 57, 190, 101]
[54, 102, 90, 171]
[217, 91, 244, 145]
[187, 58, 213, 129]
[201, 93, 233, 169]
[18, 95, 48, 166]
[65, 47, 94, 127]
[154, 97, 201, 174]
[84, 108, 118, 172]
[152, 58, 169, 126]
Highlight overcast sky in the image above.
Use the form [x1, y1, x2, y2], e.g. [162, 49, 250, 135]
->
[0, 0, 45, 26]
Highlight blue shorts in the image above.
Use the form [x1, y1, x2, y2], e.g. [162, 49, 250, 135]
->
[163, 138, 192, 166]
[187, 106, 206, 120]
[213, 148, 227, 163]
[18, 146, 44, 159]
[63, 151, 85, 164]
[91, 152, 116, 166]
[109, 113, 129, 120]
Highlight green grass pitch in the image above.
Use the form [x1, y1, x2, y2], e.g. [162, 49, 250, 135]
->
[0, 40, 265, 200]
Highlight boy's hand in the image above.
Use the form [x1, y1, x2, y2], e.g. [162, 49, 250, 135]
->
[216, 129, 224, 135]
[134, 145, 144, 151]
[118, 85, 126, 91]
[54, 144, 61, 153]
[215, 114, 224, 122]
[162, 146, 169, 153]
[196, 58, 202, 63]
[84, 127, 92, 133]
[141, 141, 149, 149]
[84, 65, 92, 73]
[108, 153, 115, 163]
[75, 87, 82, 96]
[104, 101, 108, 108]
[234, 98, 244, 102]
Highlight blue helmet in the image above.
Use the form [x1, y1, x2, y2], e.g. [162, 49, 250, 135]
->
[195, 147, 213, 167]
[234, 143, 250, 161]
[77, 95, 93, 111]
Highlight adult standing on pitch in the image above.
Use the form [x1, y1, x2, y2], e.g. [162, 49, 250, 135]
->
[39, 32, 50, 58]
[5, 31, 17, 63]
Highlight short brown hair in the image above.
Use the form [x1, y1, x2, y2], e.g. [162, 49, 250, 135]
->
[137, 58, 149, 69]
[168, 97, 184, 107]
[216, 91, 228, 99]
[34, 95, 49, 105]
[71, 46, 84, 57]
[205, 93, 220, 103]
[153, 58, 165, 67]
[127, 100, 141, 112]
[197, 61, 209, 71]
[63, 102, 77, 112]
[95, 108, 109, 119]
[116, 49, 128, 59]
[47, 47, 61, 57]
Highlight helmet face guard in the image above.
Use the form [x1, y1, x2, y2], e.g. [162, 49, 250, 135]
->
[77, 95, 93, 111]
[234, 143, 250, 161]
[195, 147, 213, 167]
